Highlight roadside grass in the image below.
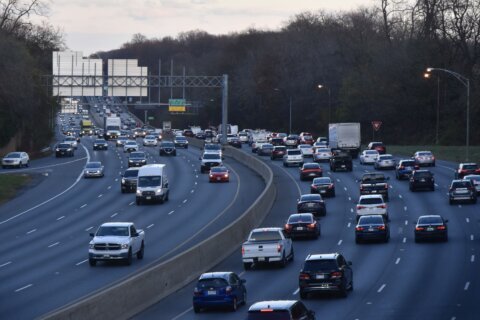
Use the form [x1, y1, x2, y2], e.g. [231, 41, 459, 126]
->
[0, 174, 32, 204]
[377, 145, 480, 164]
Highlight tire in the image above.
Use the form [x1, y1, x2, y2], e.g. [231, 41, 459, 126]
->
[136, 242, 144, 259]
[280, 253, 287, 268]
[26, 161, 29, 167]
[339, 281, 348, 298]
[193, 305, 200, 313]
[290, 247, 295, 261]
[121, 189, 125, 194]
[349, 279, 354, 291]
[300, 290, 308, 299]
[231, 297, 238, 312]
[472, 198, 477, 204]
[355, 237, 361, 244]
[243, 262, 252, 270]
[136, 199, 141, 205]
[165, 191, 169, 201]
[125, 249, 132, 266]
[89, 259, 96, 267]
[449, 199, 454, 205]
[242, 291, 247, 305]
[414, 236, 420, 243]
[331, 191, 336, 197]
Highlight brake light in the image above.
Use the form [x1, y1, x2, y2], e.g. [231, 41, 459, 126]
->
[328, 184, 334, 189]
[277, 244, 283, 253]
[330, 271, 342, 279]
[241, 246, 245, 255]
[226, 286, 233, 294]
[193, 287, 202, 296]
[437, 225, 446, 230]
[284, 224, 292, 230]
[385, 184, 389, 189]
[415, 227, 425, 231]
[357, 205, 365, 210]
[378, 204, 386, 209]
[307, 222, 316, 229]
[299, 273, 311, 280]
[356, 226, 364, 231]
[360, 185, 364, 191]
[261, 309, 274, 312]
[378, 225, 386, 230]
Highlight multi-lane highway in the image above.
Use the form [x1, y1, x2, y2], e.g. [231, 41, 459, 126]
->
[137, 149, 479, 320]
[0, 123, 264, 319]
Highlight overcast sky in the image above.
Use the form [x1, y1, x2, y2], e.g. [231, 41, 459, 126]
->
[39, 0, 376, 55]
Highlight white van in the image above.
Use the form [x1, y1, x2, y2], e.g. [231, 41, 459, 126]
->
[136, 164, 169, 205]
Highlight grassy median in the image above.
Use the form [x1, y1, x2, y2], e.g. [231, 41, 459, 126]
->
[0, 174, 32, 204]
[382, 145, 480, 164]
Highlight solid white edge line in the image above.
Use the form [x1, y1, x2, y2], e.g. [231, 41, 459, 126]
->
[86, 227, 93, 231]
[0, 261, 12, 268]
[0, 144, 90, 225]
[15, 284, 33, 292]
[76, 259, 88, 266]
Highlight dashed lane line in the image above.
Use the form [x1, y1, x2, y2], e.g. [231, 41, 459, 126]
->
[15, 284, 33, 293]
[80, 204, 87, 209]
[0, 261, 12, 268]
[147, 224, 154, 229]
[395, 258, 401, 265]
[26, 229, 37, 234]
[337, 240, 343, 246]
[76, 259, 87, 266]
[56, 216, 65, 221]
[377, 284, 386, 293]
[464, 282, 470, 291]
[48, 242, 60, 248]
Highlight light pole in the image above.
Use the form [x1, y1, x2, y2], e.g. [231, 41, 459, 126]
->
[317, 84, 331, 123]
[274, 88, 292, 134]
[425, 67, 470, 161]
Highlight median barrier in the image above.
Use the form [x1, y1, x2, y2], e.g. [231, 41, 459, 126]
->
[43, 140, 276, 320]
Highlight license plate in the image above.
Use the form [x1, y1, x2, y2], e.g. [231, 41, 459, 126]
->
[103, 255, 110, 258]
[217, 177, 221, 181]
[146, 196, 151, 200]
[427, 227, 434, 231]
[368, 228, 374, 231]
[297, 227, 304, 231]
[309, 173, 316, 176]
[308, 203, 315, 207]
[316, 274, 325, 279]
[420, 179, 426, 182]
[372, 190, 377, 193]
[341, 165, 346, 168]
[207, 290, 216, 295]
[258, 257, 265, 262]
[320, 190, 326, 193]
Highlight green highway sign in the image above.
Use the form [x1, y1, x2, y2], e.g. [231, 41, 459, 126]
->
[148, 116, 154, 120]
[169, 99, 186, 106]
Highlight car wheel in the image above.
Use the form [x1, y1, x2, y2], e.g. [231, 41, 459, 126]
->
[121, 189, 125, 194]
[472, 198, 477, 204]
[331, 191, 336, 197]
[193, 305, 201, 313]
[26, 161, 29, 167]
[290, 247, 295, 261]
[339, 281, 348, 298]
[414, 236, 420, 243]
[280, 253, 287, 268]
[355, 237, 361, 244]
[89, 259, 96, 267]
[136, 199, 141, 205]
[125, 249, 132, 265]
[449, 199, 454, 205]
[242, 291, 247, 305]
[137, 242, 144, 259]
[300, 290, 308, 299]
[231, 297, 238, 312]
[243, 262, 252, 270]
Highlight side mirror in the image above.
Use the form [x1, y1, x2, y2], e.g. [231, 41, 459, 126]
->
[89, 233, 95, 237]
[132, 232, 139, 237]
[348, 261, 353, 266]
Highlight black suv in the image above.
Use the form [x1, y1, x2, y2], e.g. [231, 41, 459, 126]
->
[247, 300, 315, 320]
[55, 143, 74, 157]
[409, 170, 435, 191]
[128, 151, 147, 167]
[159, 141, 177, 156]
[329, 151, 352, 172]
[299, 253, 353, 298]
[121, 167, 139, 193]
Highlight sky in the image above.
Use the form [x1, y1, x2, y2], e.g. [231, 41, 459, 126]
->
[37, 0, 376, 56]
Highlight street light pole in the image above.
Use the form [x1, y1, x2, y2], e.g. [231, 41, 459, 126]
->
[274, 88, 292, 134]
[436, 76, 440, 145]
[425, 67, 470, 161]
[318, 85, 331, 123]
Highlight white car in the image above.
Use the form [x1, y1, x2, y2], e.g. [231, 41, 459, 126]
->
[124, 140, 139, 153]
[360, 150, 379, 164]
[298, 144, 313, 157]
[312, 141, 328, 152]
[374, 154, 396, 170]
[143, 135, 158, 147]
[413, 151, 435, 167]
[356, 195, 388, 220]
[64, 136, 78, 149]
[313, 148, 332, 162]
[2, 152, 29, 168]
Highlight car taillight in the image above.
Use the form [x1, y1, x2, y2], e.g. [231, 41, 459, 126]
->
[193, 287, 202, 296]
[285, 224, 292, 230]
[307, 223, 316, 229]
[328, 184, 334, 189]
[311, 185, 317, 189]
[378, 225, 386, 230]
[357, 205, 365, 209]
[226, 286, 233, 294]
[399, 166, 404, 169]
[356, 226, 364, 231]
[330, 271, 342, 279]
[415, 226, 424, 231]
[299, 273, 310, 280]
[241, 246, 245, 255]
[277, 244, 283, 253]
[385, 184, 389, 189]
[437, 225, 446, 230]
[360, 185, 364, 190]
[378, 204, 386, 209]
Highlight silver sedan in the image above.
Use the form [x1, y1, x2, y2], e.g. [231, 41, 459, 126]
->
[83, 161, 105, 178]
[374, 154, 396, 170]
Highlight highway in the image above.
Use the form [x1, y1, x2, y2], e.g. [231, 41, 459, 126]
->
[0, 129, 264, 319]
[136, 149, 480, 320]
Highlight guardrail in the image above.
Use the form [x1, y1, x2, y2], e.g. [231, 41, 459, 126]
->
[43, 139, 276, 320]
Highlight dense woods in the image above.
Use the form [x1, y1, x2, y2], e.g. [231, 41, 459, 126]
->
[1, 0, 479, 152]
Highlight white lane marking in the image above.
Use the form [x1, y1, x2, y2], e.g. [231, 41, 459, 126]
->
[107, 186, 112, 189]
[98, 194, 103, 198]
[464, 282, 470, 290]
[435, 183, 439, 187]
[191, 189, 194, 193]
[129, 201, 134, 206]
[48, 242, 60, 248]
[347, 222, 351, 228]
[57, 216, 65, 221]
[115, 178, 119, 182]
[451, 317, 457, 320]
[377, 284, 386, 293]
[471, 235, 474, 241]
[337, 240, 343, 246]
[0, 145, 90, 226]
[85, 227, 94, 231]
[348, 197, 351, 201]
[111, 213, 118, 218]
[15, 284, 33, 292]
[293, 288, 300, 295]
[171, 307, 193, 320]
[366, 302, 373, 305]
[194, 182, 197, 185]
[76, 259, 88, 266]
[389, 185, 393, 189]
[80, 204, 87, 208]
[405, 220, 408, 226]
[350, 208, 354, 213]
[344, 187, 347, 191]
[27, 229, 37, 234]
[404, 206, 408, 211]
[399, 194, 403, 199]
[183, 199, 188, 204]
[0, 261, 12, 268]
[471, 255, 475, 263]
[147, 224, 154, 229]
[403, 237, 407, 243]
[466, 218, 470, 223]
[168, 210, 174, 215]
[395, 258, 401, 265]
[195, 175, 198, 178]
[336, 179, 341, 182]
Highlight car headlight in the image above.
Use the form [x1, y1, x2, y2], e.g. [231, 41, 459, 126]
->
[121, 244, 129, 249]
[55, 148, 60, 151]
[121, 178, 126, 184]
[89, 244, 94, 249]
[67, 148, 72, 151]
[136, 190, 141, 195]
[156, 188, 162, 194]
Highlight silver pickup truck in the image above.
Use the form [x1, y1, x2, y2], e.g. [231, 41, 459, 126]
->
[241, 227, 294, 270]
[89, 222, 145, 266]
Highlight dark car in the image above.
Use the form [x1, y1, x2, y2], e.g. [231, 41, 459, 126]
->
[121, 167, 139, 193]
[299, 253, 353, 298]
[300, 163, 323, 181]
[183, 129, 194, 137]
[359, 172, 389, 201]
[192, 272, 247, 313]
[174, 135, 189, 148]
[449, 179, 477, 204]
[297, 194, 326, 217]
[395, 159, 418, 180]
[159, 141, 177, 156]
[284, 213, 320, 239]
[455, 163, 480, 179]
[128, 151, 147, 167]
[409, 170, 435, 191]
[55, 143, 74, 157]
[257, 143, 274, 156]
[93, 139, 108, 150]
[270, 137, 285, 146]
[355, 215, 390, 243]
[367, 141, 386, 154]
[247, 300, 315, 320]
[310, 177, 335, 197]
[271, 146, 287, 160]
[414, 215, 448, 242]
[329, 151, 352, 172]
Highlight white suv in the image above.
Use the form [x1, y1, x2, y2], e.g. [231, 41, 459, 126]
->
[283, 149, 304, 167]
[356, 195, 388, 221]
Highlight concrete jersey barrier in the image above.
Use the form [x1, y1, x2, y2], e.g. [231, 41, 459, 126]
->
[43, 139, 276, 320]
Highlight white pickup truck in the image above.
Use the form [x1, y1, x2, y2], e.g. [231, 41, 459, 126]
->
[89, 222, 145, 266]
[241, 227, 294, 270]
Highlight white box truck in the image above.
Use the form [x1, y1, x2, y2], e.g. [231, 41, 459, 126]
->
[104, 116, 121, 140]
[136, 164, 170, 205]
[328, 123, 361, 158]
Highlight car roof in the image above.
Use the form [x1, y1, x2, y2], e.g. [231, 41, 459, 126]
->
[251, 227, 282, 232]
[100, 222, 133, 227]
[248, 300, 298, 310]
[359, 194, 384, 199]
[305, 253, 338, 261]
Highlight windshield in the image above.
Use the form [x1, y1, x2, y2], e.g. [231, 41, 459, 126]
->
[130, 152, 145, 159]
[58, 144, 71, 148]
[300, 194, 321, 201]
[138, 176, 161, 187]
[401, 160, 415, 166]
[162, 142, 174, 147]
[303, 259, 337, 271]
[6, 153, 21, 158]
[418, 216, 443, 225]
[303, 164, 319, 169]
[249, 231, 281, 241]
[288, 214, 313, 223]
[96, 226, 129, 237]
[359, 197, 384, 205]
[86, 163, 101, 168]
[205, 144, 221, 150]
[358, 216, 384, 225]
[362, 174, 386, 182]
[176, 137, 186, 141]
[197, 278, 228, 289]
[288, 150, 302, 155]
[124, 170, 139, 178]
[203, 154, 221, 160]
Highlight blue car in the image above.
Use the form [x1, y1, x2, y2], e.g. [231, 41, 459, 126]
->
[193, 272, 247, 313]
[395, 159, 418, 180]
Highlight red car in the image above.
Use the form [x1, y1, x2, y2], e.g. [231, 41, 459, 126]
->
[209, 166, 230, 182]
[300, 132, 314, 145]
[300, 163, 323, 181]
[368, 142, 386, 154]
